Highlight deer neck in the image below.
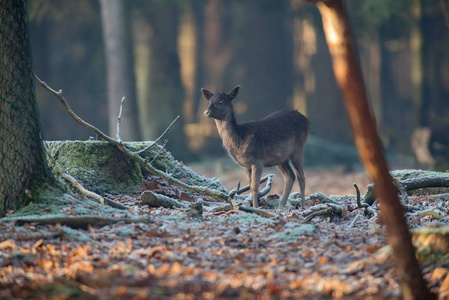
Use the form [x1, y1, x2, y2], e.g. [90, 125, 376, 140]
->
[214, 114, 241, 148]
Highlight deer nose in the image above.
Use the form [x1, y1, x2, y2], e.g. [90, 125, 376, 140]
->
[204, 109, 211, 117]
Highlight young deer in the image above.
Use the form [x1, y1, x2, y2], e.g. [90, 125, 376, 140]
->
[202, 85, 310, 209]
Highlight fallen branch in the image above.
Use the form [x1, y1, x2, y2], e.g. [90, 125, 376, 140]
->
[141, 191, 187, 209]
[301, 203, 342, 224]
[348, 214, 360, 228]
[229, 174, 271, 198]
[239, 205, 276, 218]
[418, 207, 447, 220]
[35, 75, 229, 203]
[3, 215, 152, 229]
[392, 177, 408, 204]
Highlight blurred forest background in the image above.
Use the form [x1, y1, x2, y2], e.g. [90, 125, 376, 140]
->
[28, 0, 449, 170]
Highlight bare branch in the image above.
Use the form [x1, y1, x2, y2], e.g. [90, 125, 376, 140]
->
[116, 97, 125, 142]
[239, 205, 276, 218]
[135, 115, 180, 155]
[35, 75, 229, 203]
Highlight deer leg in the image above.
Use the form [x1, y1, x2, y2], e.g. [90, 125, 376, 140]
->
[244, 167, 252, 191]
[250, 164, 263, 208]
[277, 161, 295, 209]
[291, 157, 307, 208]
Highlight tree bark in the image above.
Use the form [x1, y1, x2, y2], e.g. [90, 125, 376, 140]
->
[312, 0, 431, 299]
[0, 0, 54, 216]
[100, 0, 141, 141]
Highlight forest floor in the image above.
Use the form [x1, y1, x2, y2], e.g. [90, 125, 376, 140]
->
[1, 167, 449, 299]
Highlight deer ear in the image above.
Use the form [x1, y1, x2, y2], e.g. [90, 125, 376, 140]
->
[201, 88, 213, 100]
[227, 85, 240, 100]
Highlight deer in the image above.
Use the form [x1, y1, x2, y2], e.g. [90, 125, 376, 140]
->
[202, 85, 310, 209]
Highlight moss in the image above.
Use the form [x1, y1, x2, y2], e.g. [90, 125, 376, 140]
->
[47, 141, 143, 195]
[390, 169, 449, 180]
[1, 186, 133, 221]
[274, 224, 316, 241]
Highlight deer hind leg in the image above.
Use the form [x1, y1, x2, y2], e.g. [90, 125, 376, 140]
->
[250, 164, 263, 208]
[291, 155, 306, 208]
[277, 161, 295, 208]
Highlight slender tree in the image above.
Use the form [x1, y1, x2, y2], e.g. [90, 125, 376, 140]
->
[0, 0, 54, 216]
[303, 0, 431, 299]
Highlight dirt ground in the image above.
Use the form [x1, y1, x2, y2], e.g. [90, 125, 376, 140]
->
[1, 167, 448, 299]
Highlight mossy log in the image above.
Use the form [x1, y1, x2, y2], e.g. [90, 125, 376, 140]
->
[363, 170, 449, 206]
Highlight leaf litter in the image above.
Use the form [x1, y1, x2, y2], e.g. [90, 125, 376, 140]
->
[1, 169, 449, 299]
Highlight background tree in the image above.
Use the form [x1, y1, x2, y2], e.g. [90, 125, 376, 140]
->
[100, 0, 141, 141]
[0, 0, 54, 216]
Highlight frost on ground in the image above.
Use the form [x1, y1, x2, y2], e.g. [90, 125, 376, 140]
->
[1, 167, 449, 299]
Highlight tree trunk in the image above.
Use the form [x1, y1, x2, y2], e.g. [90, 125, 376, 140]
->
[313, 0, 431, 299]
[99, 0, 141, 141]
[0, 0, 53, 216]
[147, 3, 189, 160]
[410, 0, 426, 128]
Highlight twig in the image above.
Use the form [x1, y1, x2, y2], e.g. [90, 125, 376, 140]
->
[239, 205, 276, 218]
[35, 75, 229, 203]
[148, 139, 168, 165]
[141, 190, 187, 209]
[392, 177, 408, 204]
[259, 174, 274, 197]
[116, 97, 125, 142]
[349, 214, 360, 228]
[418, 207, 447, 220]
[354, 183, 369, 208]
[229, 174, 271, 198]
[135, 115, 180, 154]
[301, 207, 333, 223]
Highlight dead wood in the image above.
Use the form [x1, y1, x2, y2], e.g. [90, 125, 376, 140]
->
[364, 175, 449, 206]
[306, 192, 340, 205]
[43, 141, 129, 210]
[5, 215, 152, 229]
[239, 205, 276, 218]
[301, 203, 342, 224]
[229, 174, 271, 198]
[141, 191, 187, 209]
[35, 75, 230, 204]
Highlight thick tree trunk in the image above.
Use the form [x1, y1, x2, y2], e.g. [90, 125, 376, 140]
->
[100, 0, 141, 141]
[313, 0, 431, 299]
[0, 0, 53, 216]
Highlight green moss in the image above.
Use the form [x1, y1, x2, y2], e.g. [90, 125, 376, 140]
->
[390, 169, 449, 180]
[47, 141, 143, 195]
[274, 224, 316, 241]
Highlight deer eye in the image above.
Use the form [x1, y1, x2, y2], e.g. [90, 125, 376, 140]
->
[217, 100, 224, 105]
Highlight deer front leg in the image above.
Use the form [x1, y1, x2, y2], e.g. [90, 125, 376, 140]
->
[250, 164, 263, 208]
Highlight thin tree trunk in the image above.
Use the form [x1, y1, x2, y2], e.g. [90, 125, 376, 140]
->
[410, 0, 426, 128]
[100, 0, 141, 141]
[311, 0, 431, 299]
[0, 0, 53, 216]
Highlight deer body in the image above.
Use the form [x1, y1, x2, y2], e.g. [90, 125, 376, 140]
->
[202, 86, 310, 208]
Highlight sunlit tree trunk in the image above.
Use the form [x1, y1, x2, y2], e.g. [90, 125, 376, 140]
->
[309, 0, 431, 299]
[100, 0, 141, 141]
[0, 0, 53, 216]
[410, 0, 426, 128]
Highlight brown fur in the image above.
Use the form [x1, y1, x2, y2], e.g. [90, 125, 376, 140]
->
[202, 85, 310, 208]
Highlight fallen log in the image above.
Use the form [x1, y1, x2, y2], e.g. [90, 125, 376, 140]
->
[141, 191, 187, 209]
